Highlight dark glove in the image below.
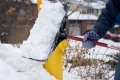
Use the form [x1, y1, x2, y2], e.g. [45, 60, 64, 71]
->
[82, 30, 100, 49]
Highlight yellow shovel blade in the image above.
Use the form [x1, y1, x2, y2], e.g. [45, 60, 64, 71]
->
[44, 40, 68, 80]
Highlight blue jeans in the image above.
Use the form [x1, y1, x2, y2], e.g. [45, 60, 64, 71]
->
[114, 53, 120, 80]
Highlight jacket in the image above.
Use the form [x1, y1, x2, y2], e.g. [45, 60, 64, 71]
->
[93, 0, 120, 38]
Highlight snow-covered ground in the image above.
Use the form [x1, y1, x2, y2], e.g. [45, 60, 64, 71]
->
[0, 43, 56, 80]
[0, 37, 119, 80]
[63, 37, 119, 80]
[0, 0, 119, 80]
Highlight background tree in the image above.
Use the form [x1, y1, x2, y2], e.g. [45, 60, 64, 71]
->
[0, 0, 38, 43]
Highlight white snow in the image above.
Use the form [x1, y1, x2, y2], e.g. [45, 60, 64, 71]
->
[0, 59, 28, 80]
[0, 0, 119, 80]
[30, 0, 37, 3]
[63, 37, 119, 80]
[114, 25, 120, 28]
[68, 11, 98, 20]
[69, 0, 105, 9]
[0, 44, 56, 80]
[0, 37, 119, 80]
[83, 1, 105, 9]
[20, 1, 66, 60]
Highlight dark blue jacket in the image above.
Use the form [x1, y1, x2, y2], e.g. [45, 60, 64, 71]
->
[93, 0, 120, 38]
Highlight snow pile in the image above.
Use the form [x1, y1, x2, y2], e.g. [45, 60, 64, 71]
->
[20, 1, 65, 60]
[0, 44, 56, 80]
[0, 59, 28, 80]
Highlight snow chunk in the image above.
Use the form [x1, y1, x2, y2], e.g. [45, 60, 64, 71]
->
[20, 1, 65, 60]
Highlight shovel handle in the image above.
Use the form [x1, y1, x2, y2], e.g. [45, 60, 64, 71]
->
[66, 36, 120, 50]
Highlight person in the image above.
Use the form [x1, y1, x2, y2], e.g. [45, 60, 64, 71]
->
[82, 0, 120, 80]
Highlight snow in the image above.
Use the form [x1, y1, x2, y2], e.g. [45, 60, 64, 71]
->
[31, 0, 105, 9]
[0, 44, 56, 80]
[0, 37, 119, 80]
[63, 37, 119, 80]
[71, 36, 119, 54]
[20, 1, 65, 60]
[0, 59, 28, 80]
[83, 1, 105, 9]
[68, 11, 98, 20]
[69, 0, 105, 9]
[0, 0, 119, 80]
[114, 25, 120, 28]
[30, 0, 37, 3]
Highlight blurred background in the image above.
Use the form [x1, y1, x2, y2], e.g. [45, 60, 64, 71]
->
[0, 0, 119, 44]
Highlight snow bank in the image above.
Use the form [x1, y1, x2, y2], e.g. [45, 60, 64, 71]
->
[0, 43, 56, 80]
[0, 44, 21, 60]
[0, 59, 29, 80]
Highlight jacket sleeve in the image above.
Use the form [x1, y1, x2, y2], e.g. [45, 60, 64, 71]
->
[113, 0, 120, 10]
[93, 0, 120, 38]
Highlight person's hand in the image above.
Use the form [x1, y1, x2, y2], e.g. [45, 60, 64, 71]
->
[82, 30, 100, 49]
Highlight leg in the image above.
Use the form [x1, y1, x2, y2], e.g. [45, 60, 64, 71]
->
[114, 52, 120, 80]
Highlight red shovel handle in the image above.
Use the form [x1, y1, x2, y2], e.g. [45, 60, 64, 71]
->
[66, 36, 120, 50]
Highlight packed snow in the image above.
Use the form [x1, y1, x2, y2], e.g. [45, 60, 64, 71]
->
[21, 1, 66, 60]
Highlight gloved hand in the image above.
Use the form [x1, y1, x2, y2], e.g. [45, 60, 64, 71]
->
[82, 30, 100, 49]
